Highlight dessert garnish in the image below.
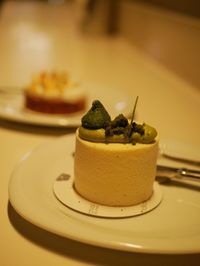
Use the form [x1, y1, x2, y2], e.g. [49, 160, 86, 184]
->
[79, 98, 157, 144]
[81, 100, 111, 129]
[26, 72, 79, 97]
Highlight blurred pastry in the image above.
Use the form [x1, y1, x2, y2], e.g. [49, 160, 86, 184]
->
[24, 71, 86, 114]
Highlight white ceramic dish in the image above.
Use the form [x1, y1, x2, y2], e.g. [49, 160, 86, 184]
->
[159, 139, 200, 165]
[9, 135, 200, 254]
[0, 83, 132, 127]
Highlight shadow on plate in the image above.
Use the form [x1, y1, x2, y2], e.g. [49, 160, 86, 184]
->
[7, 202, 200, 266]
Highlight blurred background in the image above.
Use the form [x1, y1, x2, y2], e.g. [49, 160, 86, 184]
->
[1, 3, 200, 266]
[0, 0, 200, 89]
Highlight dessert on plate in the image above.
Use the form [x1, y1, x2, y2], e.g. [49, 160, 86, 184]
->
[24, 71, 86, 114]
[74, 98, 159, 207]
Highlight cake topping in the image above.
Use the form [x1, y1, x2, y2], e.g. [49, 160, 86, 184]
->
[25, 71, 84, 101]
[81, 100, 111, 129]
[79, 99, 157, 144]
[28, 72, 70, 93]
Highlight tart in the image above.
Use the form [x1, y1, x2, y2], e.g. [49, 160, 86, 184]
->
[24, 72, 86, 114]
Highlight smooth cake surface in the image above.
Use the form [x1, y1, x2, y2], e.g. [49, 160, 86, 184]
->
[74, 129, 158, 206]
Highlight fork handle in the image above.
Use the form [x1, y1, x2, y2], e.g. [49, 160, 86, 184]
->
[157, 165, 200, 182]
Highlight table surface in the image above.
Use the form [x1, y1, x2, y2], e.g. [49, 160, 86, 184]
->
[0, 1, 200, 266]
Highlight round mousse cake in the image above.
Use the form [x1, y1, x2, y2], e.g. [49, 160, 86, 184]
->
[74, 99, 159, 207]
[24, 72, 86, 114]
[74, 131, 158, 206]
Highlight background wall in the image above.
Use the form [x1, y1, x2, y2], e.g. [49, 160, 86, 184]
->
[117, 0, 200, 89]
[132, 0, 200, 18]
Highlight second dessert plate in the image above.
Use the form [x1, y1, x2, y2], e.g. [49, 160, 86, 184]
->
[0, 83, 132, 127]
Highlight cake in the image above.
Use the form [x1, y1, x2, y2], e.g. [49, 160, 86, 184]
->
[24, 72, 86, 114]
[74, 99, 158, 207]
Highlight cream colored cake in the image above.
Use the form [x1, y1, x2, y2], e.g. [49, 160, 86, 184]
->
[73, 99, 158, 207]
[74, 130, 158, 206]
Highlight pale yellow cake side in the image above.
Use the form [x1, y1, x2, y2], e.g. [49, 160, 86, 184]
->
[74, 129, 159, 207]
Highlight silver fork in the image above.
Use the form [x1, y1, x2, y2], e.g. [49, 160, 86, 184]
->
[157, 165, 200, 182]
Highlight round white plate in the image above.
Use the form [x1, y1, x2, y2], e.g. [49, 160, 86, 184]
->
[0, 83, 132, 127]
[9, 135, 200, 254]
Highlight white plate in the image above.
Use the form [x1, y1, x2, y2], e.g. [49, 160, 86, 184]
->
[9, 135, 200, 254]
[0, 84, 132, 127]
[159, 139, 200, 165]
